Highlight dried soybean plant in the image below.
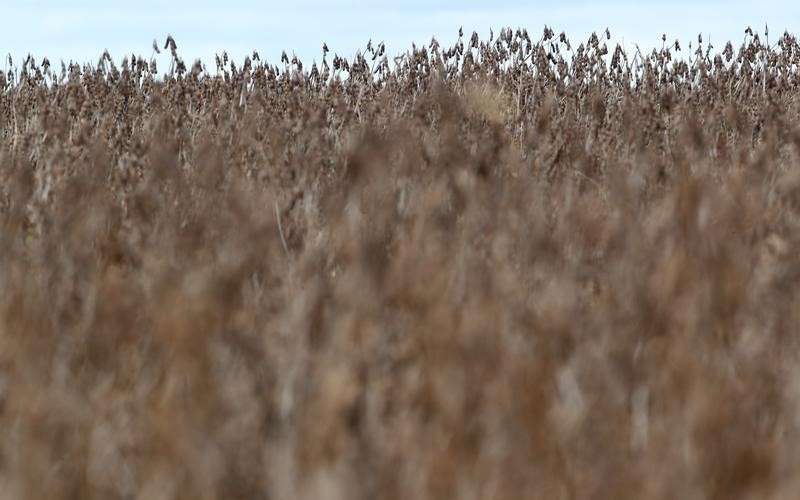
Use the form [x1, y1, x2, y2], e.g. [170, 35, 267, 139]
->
[2, 27, 800, 499]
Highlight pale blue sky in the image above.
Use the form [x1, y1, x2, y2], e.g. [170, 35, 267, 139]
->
[1, 1, 797, 69]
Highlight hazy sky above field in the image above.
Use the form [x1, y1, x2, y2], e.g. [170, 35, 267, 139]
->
[2, 0, 798, 69]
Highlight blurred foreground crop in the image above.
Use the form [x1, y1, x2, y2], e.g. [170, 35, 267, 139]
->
[2, 28, 800, 499]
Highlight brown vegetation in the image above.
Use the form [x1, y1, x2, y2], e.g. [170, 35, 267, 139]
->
[2, 27, 800, 498]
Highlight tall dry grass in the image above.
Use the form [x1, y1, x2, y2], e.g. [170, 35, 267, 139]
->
[2, 28, 800, 499]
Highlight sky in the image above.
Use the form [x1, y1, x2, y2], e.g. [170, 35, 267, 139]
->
[1, 1, 797, 70]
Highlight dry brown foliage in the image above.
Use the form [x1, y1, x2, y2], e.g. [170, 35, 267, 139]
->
[2, 27, 800, 499]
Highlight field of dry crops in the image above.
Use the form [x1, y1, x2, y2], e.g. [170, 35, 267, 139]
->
[2, 27, 800, 499]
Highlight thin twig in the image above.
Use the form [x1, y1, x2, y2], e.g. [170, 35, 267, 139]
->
[275, 201, 289, 257]
[572, 169, 603, 190]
